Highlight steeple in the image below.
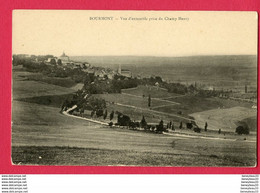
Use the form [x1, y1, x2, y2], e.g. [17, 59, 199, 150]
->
[61, 51, 67, 57]
[59, 51, 70, 62]
[118, 64, 122, 74]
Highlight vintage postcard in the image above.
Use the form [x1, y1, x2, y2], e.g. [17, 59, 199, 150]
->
[12, 10, 258, 166]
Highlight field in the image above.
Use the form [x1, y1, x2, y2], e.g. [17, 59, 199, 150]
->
[94, 93, 178, 110]
[121, 85, 180, 98]
[12, 66, 257, 166]
[190, 107, 257, 132]
[93, 85, 256, 133]
[12, 69, 76, 100]
[13, 139, 256, 166]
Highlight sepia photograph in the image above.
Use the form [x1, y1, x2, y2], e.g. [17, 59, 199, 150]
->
[11, 10, 258, 166]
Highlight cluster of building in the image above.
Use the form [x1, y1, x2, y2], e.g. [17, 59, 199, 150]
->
[45, 52, 81, 67]
[45, 52, 132, 80]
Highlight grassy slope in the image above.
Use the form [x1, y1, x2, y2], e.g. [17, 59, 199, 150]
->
[25, 73, 77, 88]
[12, 143, 256, 166]
[18, 94, 74, 109]
[158, 95, 253, 116]
[13, 76, 75, 100]
[190, 107, 257, 132]
[236, 116, 257, 131]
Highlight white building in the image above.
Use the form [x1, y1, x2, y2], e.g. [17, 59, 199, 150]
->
[118, 64, 132, 78]
[59, 52, 70, 62]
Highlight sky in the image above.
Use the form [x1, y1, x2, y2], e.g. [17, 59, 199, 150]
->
[12, 10, 258, 57]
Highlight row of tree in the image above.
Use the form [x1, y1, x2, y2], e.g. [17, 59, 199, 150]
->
[64, 91, 250, 136]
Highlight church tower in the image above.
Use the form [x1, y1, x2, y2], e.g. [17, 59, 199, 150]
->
[118, 64, 122, 74]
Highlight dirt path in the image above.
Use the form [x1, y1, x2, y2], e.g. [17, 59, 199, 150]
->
[61, 106, 256, 143]
[160, 95, 186, 100]
[121, 92, 180, 105]
[63, 110, 109, 126]
[151, 104, 176, 109]
[114, 102, 193, 122]
[163, 132, 256, 143]
[70, 83, 84, 91]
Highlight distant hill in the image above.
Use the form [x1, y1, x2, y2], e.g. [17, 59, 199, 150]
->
[71, 55, 257, 92]
[71, 55, 257, 68]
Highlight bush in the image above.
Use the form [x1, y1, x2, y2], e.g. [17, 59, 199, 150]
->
[96, 109, 103, 117]
[108, 122, 113, 127]
[103, 110, 107, 120]
[140, 116, 147, 128]
[156, 120, 164, 133]
[235, 126, 249, 135]
[129, 121, 137, 129]
[194, 127, 201, 133]
[179, 122, 183, 129]
[109, 111, 114, 120]
[186, 122, 193, 129]
[117, 113, 131, 126]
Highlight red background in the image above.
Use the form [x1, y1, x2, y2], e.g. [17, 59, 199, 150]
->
[0, 0, 259, 174]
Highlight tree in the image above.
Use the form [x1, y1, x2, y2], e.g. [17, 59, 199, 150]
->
[91, 110, 95, 118]
[50, 58, 56, 65]
[129, 121, 137, 129]
[110, 111, 114, 120]
[157, 120, 164, 133]
[148, 94, 151, 107]
[218, 129, 221, 134]
[117, 113, 131, 126]
[140, 116, 147, 128]
[186, 122, 193, 129]
[171, 122, 175, 131]
[57, 59, 62, 65]
[96, 109, 103, 117]
[80, 108, 84, 117]
[236, 126, 249, 135]
[89, 97, 106, 111]
[179, 121, 183, 129]
[204, 122, 208, 132]
[103, 109, 108, 120]
[245, 84, 248, 93]
[194, 127, 201, 133]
